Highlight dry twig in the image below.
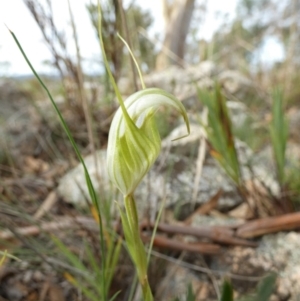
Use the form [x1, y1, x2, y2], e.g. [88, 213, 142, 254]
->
[236, 212, 300, 238]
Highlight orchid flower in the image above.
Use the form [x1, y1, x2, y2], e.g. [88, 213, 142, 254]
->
[107, 88, 190, 196]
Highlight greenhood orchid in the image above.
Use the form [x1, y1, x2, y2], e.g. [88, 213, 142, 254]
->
[97, 2, 189, 300]
[107, 88, 190, 197]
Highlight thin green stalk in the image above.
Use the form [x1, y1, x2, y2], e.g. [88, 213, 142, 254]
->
[124, 195, 153, 301]
[97, 1, 127, 114]
[147, 197, 166, 264]
[270, 87, 288, 186]
[0, 250, 20, 264]
[127, 273, 138, 301]
[7, 27, 107, 301]
[118, 33, 146, 90]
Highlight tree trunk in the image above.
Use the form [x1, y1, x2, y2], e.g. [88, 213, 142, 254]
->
[156, 0, 195, 70]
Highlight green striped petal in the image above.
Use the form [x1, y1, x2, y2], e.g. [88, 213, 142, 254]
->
[107, 88, 190, 196]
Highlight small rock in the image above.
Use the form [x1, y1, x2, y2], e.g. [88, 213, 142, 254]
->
[4, 279, 28, 301]
[156, 265, 213, 301]
[57, 150, 112, 207]
[211, 232, 300, 301]
[227, 100, 249, 128]
[33, 270, 44, 282]
[218, 70, 253, 99]
[288, 106, 300, 143]
[22, 270, 33, 284]
[270, 295, 280, 301]
[277, 280, 291, 300]
[228, 202, 252, 219]
[19, 261, 30, 270]
[197, 282, 210, 300]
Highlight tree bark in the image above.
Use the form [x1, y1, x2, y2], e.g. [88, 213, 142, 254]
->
[156, 0, 195, 70]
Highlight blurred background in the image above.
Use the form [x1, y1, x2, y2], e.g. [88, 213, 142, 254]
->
[0, 0, 289, 76]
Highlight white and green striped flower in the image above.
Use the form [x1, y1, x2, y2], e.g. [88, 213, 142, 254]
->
[107, 88, 190, 196]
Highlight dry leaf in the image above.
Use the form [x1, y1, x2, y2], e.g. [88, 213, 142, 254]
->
[24, 156, 49, 173]
[48, 283, 65, 301]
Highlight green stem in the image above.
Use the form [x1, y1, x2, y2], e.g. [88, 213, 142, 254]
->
[124, 195, 153, 301]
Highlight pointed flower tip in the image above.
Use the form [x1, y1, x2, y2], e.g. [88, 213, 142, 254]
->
[107, 87, 190, 196]
[172, 117, 190, 142]
[171, 132, 190, 142]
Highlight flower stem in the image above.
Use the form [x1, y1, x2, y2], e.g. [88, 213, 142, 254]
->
[124, 195, 153, 301]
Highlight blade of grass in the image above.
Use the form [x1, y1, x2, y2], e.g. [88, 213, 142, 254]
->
[237, 273, 276, 301]
[186, 283, 196, 301]
[52, 236, 87, 271]
[53, 236, 107, 297]
[106, 237, 122, 292]
[220, 278, 234, 301]
[109, 290, 121, 301]
[127, 273, 139, 301]
[64, 272, 99, 301]
[254, 272, 277, 301]
[270, 87, 288, 185]
[147, 197, 166, 264]
[0, 250, 21, 263]
[0, 251, 7, 266]
[84, 242, 103, 296]
[8, 27, 107, 300]
[197, 85, 241, 186]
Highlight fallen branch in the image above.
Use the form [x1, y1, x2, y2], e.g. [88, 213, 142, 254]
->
[236, 212, 300, 238]
[34, 190, 58, 220]
[141, 221, 257, 247]
[142, 234, 220, 254]
[0, 216, 98, 240]
[2, 212, 300, 252]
